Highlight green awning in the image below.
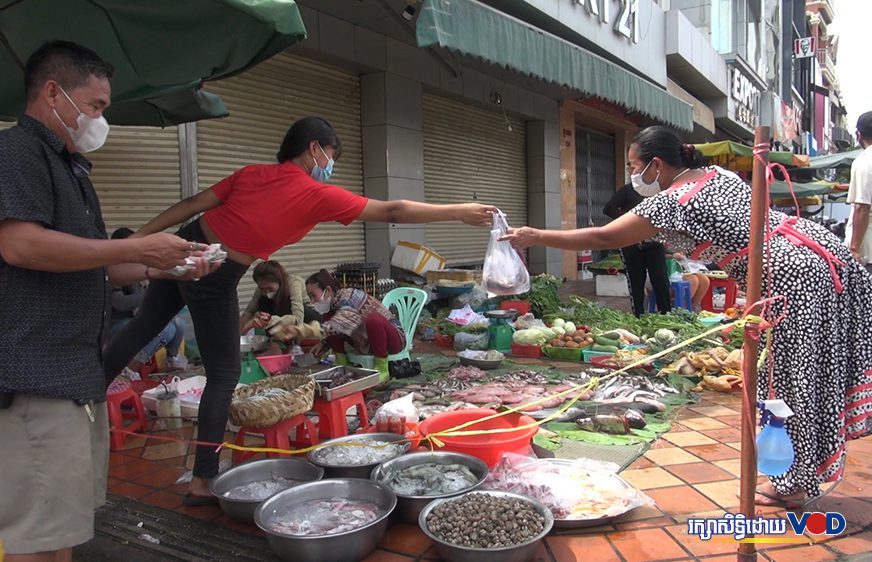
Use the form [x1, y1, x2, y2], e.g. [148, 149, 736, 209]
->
[103, 88, 229, 127]
[0, 0, 306, 126]
[805, 149, 863, 170]
[694, 141, 809, 171]
[416, 0, 693, 131]
[769, 180, 840, 198]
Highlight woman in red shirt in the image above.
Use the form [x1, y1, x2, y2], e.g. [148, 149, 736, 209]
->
[103, 116, 495, 505]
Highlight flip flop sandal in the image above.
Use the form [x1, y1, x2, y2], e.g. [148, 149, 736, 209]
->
[183, 492, 218, 507]
[755, 489, 807, 510]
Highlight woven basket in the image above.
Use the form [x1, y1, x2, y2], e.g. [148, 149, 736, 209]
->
[229, 374, 315, 428]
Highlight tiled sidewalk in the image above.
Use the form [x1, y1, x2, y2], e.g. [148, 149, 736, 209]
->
[108, 390, 872, 561]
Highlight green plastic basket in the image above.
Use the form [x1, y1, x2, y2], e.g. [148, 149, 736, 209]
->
[542, 346, 583, 361]
[240, 357, 267, 384]
[582, 349, 615, 363]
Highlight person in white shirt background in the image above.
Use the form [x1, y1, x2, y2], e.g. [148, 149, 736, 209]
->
[846, 111, 872, 271]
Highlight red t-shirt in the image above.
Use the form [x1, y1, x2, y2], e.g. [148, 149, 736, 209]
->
[202, 162, 368, 259]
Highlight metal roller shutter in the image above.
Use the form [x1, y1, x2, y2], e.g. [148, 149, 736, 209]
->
[198, 54, 365, 306]
[423, 93, 526, 265]
[89, 126, 182, 233]
[0, 121, 182, 234]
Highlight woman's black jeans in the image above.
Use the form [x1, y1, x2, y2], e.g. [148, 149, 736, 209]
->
[103, 220, 249, 479]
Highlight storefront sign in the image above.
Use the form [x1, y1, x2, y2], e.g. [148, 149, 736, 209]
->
[731, 65, 760, 129]
[794, 37, 816, 59]
[568, 0, 639, 43]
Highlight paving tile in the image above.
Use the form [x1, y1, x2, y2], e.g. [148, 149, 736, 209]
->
[142, 441, 190, 461]
[700, 427, 743, 443]
[665, 463, 736, 485]
[361, 550, 415, 562]
[713, 459, 742, 478]
[684, 443, 741, 462]
[763, 545, 835, 562]
[133, 465, 189, 489]
[610, 504, 664, 523]
[548, 535, 615, 562]
[607, 527, 689, 562]
[531, 540, 553, 562]
[693, 481, 741, 509]
[688, 405, 741, 418]
[665, 522, 739, 557]
[827, 531, 872, 555]
[621, 467, 684, 490]
[378, 523, 432, 556]
[118, 435, 149, 451]
[680, 418, 730, 431]
[644, 447, 702, 466]
[613, 516, 675, 531]
[625, 456, 656, 470]
[108, 452, 139, 468]
[812, 496, 872, 528]
[726, 442, 742, 450]
[715, 414, 743, 426]
[109, 459, 162, 481]
[644, 486, 720, 515]
[663, 432, 719, 447]
[109, 481, 154, 499]
[671, 509, 728, 524]
[138, 490, 183, 511]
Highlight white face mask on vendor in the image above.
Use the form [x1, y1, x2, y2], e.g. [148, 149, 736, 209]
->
[313, 292, 332, 314]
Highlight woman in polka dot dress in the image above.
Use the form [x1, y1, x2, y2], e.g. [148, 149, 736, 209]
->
[503, 126, 872, 507]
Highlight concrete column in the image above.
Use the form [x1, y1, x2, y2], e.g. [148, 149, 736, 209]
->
[558, 105, 578, 280]
[525, 118, 563, 276]
[361, 72, 424, 278]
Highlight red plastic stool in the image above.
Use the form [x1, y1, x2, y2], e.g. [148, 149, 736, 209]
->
[233, 414, 319, 464]
[107, 380, 148, 451]
[702, 278, 738, 312]
[311, 392, 369, 439]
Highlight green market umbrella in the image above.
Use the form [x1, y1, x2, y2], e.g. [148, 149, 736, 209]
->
[693, 140, 809, 171]
[804, 149, 863, 170]
[0, 0, 306, 126]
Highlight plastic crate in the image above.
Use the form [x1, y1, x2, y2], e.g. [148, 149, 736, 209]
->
[434, 334, 454, 348]
[500, 300, 531, 315]
[583, 349, 616, 362]
[510, 343, 542, 358]
[257, 354, 293, 376]
[542, 346, 583, 361]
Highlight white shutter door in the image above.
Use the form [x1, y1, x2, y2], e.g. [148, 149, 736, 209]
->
[423, 94, 527, 265]
[198, 54, 365, 305]
[88, 126, 182, 233]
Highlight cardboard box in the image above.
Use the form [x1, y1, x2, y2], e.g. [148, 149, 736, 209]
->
[595, 273, 630, 297]
[391, 241, 446, 275]
[425, 269, 482, 284]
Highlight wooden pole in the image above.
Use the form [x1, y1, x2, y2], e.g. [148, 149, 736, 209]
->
[737, 126, 771, 562]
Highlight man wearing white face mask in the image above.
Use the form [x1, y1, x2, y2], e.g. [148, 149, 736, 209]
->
[0, 41, 218, 560]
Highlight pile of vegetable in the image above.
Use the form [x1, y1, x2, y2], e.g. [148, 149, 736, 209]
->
[513, 274, 563, 317]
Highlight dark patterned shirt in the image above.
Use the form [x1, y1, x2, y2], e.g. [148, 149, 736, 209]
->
[0, 116, 110, 402]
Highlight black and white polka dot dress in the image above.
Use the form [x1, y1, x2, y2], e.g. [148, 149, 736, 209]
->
[633, 167, 872, 496]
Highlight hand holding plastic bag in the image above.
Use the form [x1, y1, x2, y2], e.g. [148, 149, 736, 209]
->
[482, 210, 530, 296]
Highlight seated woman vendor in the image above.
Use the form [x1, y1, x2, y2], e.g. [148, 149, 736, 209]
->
[239, 260, 319, 354]
[278, 270, 404, 381]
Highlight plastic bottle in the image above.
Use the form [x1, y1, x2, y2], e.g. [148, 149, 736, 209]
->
[756, 399, 795, 476]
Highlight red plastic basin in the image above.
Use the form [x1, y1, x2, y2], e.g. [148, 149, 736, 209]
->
[257, 354, 292, 375]
[418, 408, 538, 467]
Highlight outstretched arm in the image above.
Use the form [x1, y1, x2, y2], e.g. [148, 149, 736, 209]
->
[134, 189, 222, 237]
[500, 213, 659, 251]
[357, 200, 496, 226]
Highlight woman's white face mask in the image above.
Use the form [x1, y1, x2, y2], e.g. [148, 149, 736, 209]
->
[631, 160, 661, 197]
[312, 289, 332, 314]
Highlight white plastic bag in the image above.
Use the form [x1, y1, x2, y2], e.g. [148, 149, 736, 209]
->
[482, 211, 530, 297]
[373, 392, 418, 424]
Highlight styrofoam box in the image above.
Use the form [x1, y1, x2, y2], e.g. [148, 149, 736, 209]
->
[142, 376, 243, 421]
[595, 273, 630, 297]
[391, 241, 446, 275]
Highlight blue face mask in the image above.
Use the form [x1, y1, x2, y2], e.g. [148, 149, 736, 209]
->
[311, 144, 334, 182]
